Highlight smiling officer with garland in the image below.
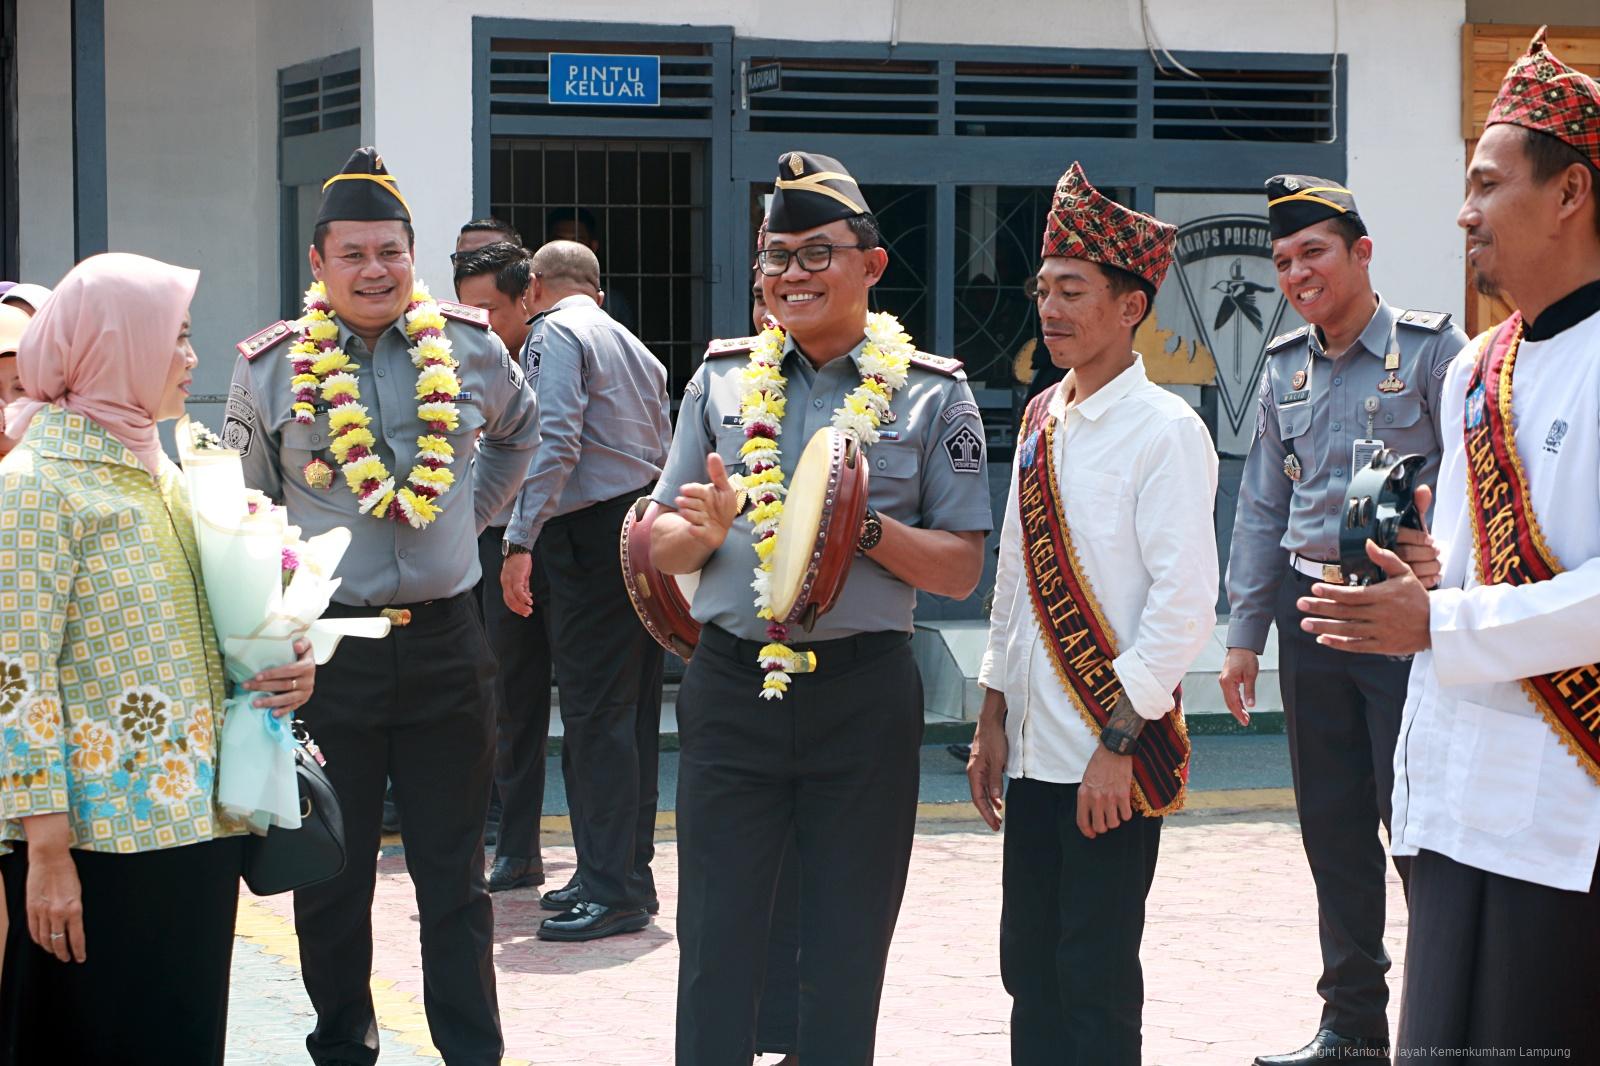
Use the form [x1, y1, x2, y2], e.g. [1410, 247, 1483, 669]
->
[223, 146, 540, 1066]
[648, 150, 994, 1065]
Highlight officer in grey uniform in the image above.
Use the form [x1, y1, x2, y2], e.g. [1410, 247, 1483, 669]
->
[498, 239, 672, 943]
[223, 147, 540, 1066]
[1223, 176, 1468, 1066]
[650, 152, 993, 1065]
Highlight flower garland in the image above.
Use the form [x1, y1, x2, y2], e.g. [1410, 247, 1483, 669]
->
[288, 280, 459, 528]
[739, 312, 913, 699]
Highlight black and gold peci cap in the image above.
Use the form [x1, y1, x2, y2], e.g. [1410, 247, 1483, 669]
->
[767, 151, 871, 234]
[316, 147, 413, 227]
[1264, 174, 1365, 241]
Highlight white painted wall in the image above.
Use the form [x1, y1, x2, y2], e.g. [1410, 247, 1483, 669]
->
[15, 0, 75, 289]
[372, 0, 1467, 319]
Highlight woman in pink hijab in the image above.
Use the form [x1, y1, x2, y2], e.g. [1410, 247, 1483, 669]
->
[0, 253, 315, 1065]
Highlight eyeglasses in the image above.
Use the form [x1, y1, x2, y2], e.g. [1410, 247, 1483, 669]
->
[755, 243, 867, 276]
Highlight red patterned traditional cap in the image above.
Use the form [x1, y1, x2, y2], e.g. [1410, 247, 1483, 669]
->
[1041, 162, 1176, 289]
[1485, 27, 1600, 169]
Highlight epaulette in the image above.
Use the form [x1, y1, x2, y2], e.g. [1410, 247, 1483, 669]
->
[236, 321, 293, 361]
[909, 351, 966, 380]
[438, 300, 490, 329]
[703, 336, 759, 360]
[1397, 309, 1451, 333]
[1266, 326, 1309, 354]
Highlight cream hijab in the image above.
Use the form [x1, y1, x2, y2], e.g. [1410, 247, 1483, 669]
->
[16, 253, 199, 473]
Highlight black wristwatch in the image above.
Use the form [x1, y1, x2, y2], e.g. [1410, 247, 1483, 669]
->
[1099, 724, 1138, 756]
[858, 506, 883, 552]
[501, 539, 532, 559]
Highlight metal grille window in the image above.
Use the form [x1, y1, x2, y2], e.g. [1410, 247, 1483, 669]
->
[488, 38, 716, 121]
[279, 57, 359, 139]
[491, 140, 706, 396]
[745, 58, 938, 135]
[953, 62, 1138, 138]
[1153, 66, 1335, 142]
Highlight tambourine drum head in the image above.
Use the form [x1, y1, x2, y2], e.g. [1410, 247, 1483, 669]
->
[676, 569, 700, 604]
[769, 430, 834, 621]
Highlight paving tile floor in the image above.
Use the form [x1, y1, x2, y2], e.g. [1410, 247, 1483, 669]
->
[226, 808, 1407, 1065]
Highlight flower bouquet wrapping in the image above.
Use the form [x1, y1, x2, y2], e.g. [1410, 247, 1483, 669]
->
[175, 417, 389, 831]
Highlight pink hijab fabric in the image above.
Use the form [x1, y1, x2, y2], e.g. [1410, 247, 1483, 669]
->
[17, 253, 199, 473]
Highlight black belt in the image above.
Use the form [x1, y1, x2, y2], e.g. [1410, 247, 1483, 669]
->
[698, 623, 910, 670]
[542, 484, 655, 529]
[323, 588, 474, 628]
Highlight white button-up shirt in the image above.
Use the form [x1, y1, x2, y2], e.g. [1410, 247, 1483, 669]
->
[979, 359, 1219, 783]
[1393, 306, 1600, 892]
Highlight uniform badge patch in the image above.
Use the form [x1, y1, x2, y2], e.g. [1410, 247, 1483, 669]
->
[943, 424, 984, 473]
[942, 399, 980, 424]
[222, 381, 256, 457]
[1283, 453, 1303, 481]
[303, 458, 335, 490]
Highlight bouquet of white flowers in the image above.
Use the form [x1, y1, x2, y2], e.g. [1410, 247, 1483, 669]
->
[175, 417, 388, 831]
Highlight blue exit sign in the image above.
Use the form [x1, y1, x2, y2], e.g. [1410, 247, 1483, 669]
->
[548, 53, 661, 107]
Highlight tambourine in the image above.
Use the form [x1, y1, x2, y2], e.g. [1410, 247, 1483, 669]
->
[768, 427, 870, 630]
[620, 497, 701, 658]
[1339, 449, 1427, 586]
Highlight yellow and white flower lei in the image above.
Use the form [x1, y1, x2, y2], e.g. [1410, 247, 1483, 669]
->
[739, 311, 913, 699]
[288, 280, 459, 529]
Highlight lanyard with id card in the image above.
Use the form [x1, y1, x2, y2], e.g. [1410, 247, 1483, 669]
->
[1352, 395, 1385, 473]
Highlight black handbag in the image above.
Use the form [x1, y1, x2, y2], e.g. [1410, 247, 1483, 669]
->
[241, 728, 347, 896]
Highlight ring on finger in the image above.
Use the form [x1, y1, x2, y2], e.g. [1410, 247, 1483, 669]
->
[49, 932, 64, 940]
[292, 677, 298, 691]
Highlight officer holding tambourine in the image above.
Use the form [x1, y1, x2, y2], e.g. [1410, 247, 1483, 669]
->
[1219, 177, 1468, 1066]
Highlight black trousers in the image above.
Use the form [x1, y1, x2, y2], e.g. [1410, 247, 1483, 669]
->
[477, 525, 554, 861]
[0, 836, 244, 1066]
[294, 591, 502, 1066]
[999, 777, 1162, 1066]
[675, 624, 923, 1066]
[1277, 570, 1412, 1041]
[1397, 849, 1600, 1063]
[539, 491, 663, 909]
[754, 839, 800, 1055]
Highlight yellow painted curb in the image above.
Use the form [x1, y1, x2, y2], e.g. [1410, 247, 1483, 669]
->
[235, 896, 531, 1066]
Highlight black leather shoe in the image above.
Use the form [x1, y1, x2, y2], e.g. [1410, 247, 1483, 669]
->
[1255, 1029, 1391, 1065]
[536, 901, 650, 942]
[487, 855, 544, 893]
[540, 874, 585, 911]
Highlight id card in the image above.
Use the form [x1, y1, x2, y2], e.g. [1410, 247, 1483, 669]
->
[1352, 438, 1385, 473]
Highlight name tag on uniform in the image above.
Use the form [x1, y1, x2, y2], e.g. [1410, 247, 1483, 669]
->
[1352, 438, 1384, 472]
[454, 391, 475, 404]
[721, 414, 743, 427]
[878, 430, 901, 441]
[1279, 389, 1310, 406]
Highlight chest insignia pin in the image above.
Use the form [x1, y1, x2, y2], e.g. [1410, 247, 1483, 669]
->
[1291, 370, 1307, 391]
[1283, 453, 1303, 482]
[1377, 372, 1405, 394]
[303, 458, 335, 490]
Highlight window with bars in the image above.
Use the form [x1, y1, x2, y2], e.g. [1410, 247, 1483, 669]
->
[279, 57, 359, 139]
[491, 139, 707, 396]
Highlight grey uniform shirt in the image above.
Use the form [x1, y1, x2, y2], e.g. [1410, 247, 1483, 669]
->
[1224, 298, 1468, 653]
[506, 293, 671, 549]
[224, 308, 541, 606]
[652, 334, 994, 643]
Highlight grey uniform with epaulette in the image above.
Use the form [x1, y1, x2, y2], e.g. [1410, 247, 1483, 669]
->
[651, 334, 995, 643]
[1225, 299, 1469, 653]
[223, 308, 541, 606]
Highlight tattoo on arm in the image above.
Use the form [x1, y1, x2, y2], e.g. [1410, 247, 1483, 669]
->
[1105, 694, 1146, 739]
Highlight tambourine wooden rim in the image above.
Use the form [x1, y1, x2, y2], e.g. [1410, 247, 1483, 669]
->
[620, 497, 700, 658]
[770, 427, 870, 630]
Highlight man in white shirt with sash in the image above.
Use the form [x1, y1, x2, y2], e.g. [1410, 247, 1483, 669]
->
[1298, 29, 1600, 1060]
[967, 162, 1221, 1066]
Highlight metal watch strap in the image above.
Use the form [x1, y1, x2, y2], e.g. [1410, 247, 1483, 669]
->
[502, 539, 532, 558]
